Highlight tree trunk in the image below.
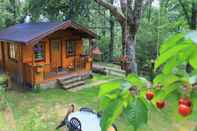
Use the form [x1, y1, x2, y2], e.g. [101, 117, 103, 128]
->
[122, 24, 138, 74]
[122, 26, 126, 56]
[187, 1, 197, 72]
[94, 0, 149, 74]
[68, 0, 74, 19]
[109, 13, 115, 62]
[190, 1, 197, 30]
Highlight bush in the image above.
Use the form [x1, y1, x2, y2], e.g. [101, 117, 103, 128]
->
[0, 74, 8, 111]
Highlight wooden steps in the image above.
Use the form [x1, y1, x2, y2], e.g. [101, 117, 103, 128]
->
[57, 72, 91, 90]
[61, 81, 85, 89]
[93, 64, 126, 77]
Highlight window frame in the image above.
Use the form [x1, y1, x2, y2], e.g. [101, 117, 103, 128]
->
[66, 40, 76, 57]
[33, 41, 45, 62]
[8, 42, 18, 62]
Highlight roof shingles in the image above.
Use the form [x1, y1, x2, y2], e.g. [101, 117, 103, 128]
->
[0, 20, 96, 44]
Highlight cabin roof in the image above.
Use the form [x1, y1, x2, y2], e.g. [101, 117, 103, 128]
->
[0, 20, 97, 44]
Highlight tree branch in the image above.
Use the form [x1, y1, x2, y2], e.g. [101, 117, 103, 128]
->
[120, 0, 129, 16]
[95, 0, 126, 23]
[178, 0, 191, 26]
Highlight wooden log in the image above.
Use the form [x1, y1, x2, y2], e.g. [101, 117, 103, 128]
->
[92, 65, 107, 75]
[192, 83, 197, 90]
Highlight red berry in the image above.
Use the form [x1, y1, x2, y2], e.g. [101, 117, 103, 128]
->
[178, 104, 192, 117]
[156, 101, 165, 109]
[146, 91, 154, 101]
[178, 97, 191, 107]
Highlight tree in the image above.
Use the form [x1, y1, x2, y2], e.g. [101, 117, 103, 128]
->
[178, 0, 197, 30]
[99, 33, 197, 130]
[108, 0, 115, 62]
[0, 0, 24, 28]
[164, 0, 197, 30]
[95, 0, 152, 73]
[27, 0, 92, 22]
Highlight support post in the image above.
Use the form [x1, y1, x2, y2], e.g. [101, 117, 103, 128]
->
[88, 38, 95, 69]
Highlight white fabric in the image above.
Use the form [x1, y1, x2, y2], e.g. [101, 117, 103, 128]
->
[68, 111, 101, 131]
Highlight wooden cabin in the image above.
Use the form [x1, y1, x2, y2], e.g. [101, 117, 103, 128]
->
[0, 20, 96, 88]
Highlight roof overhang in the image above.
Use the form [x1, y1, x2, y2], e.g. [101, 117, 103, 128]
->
[0, 20, 98, 45]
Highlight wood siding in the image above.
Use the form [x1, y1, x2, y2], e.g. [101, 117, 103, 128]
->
[0, 42, 2, 68]
[22, 30, 92, 85]
[2, 42, 23, 83]
[1, 29, 93, 86]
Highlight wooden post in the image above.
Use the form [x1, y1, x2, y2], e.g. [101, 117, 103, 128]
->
[1, 42, 5, 71]
[89, 38, 94, 58]
[89, 38, 94, 70]
[31, 45, 36, 85]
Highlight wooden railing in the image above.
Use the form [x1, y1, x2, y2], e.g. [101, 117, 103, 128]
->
[74, 55, 89, 71]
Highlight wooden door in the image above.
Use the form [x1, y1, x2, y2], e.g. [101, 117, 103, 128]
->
[50, 40, 62, 71]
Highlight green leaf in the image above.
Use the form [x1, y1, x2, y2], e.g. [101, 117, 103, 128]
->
[99, 80, 121, 97]
[152, 83, 180, 103]
[160, 33, 184, 54]
[162, 57, 177, 74]
[101, 98, 124, 131]
[127, 74, 148, 88]
[0, 75, 8, 84]
[191, 69, 197, 76]
[155, 41, 192, 70]
[123, 97, 148, 130]
[99, 89, 122, 110]
[99, 96, 113, 110]
[153, 73, 180, 86]
[189, 51, 197, 69]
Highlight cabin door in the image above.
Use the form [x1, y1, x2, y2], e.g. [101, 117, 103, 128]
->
[50, 40, 62, 71]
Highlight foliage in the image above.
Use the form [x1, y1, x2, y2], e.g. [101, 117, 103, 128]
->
[136, 2, 186, 79]
[99, 75, 149, 130]
[0, 74, 8, 111]
[123, 98, 148, 130]
[0, 0, 26, 28]
[99, 33, 197, 130]
[22, 108, 48, 131]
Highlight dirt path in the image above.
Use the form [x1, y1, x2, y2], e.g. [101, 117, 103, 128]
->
[3, 106, 16, 130]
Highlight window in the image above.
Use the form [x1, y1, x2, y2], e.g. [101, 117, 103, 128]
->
[66, 40, 76, 57]
[33, 42, 45, 61]
[8, 43, 17, 61]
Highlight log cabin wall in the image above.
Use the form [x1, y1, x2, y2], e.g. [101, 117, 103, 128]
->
[2, 42, 23, 83]
[47, 29, 84, 70]
[21, 29, 92, 85]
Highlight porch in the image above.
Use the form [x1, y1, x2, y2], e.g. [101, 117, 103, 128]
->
[24, 35, 95, 86]
[23, 54, 93, 86]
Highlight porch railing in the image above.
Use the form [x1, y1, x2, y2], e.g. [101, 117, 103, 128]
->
[74, 55, 88, 71]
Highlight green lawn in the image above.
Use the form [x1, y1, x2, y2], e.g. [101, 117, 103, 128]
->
[0, 74, 197, 131]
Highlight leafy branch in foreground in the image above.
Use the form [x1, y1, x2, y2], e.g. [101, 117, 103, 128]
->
[98, 32, 197, 131]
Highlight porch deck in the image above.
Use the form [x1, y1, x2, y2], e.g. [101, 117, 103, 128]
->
[39, 70, 92, 89]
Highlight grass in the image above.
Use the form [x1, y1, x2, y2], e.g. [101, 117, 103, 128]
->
[0, 74, 197, 131]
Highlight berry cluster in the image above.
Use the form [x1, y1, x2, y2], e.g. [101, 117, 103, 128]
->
[145, 91, 192, 117]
